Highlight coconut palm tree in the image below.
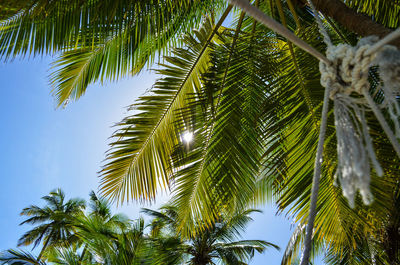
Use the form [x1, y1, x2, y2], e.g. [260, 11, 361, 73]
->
[70, 191, 134, 264]
[2, 191, 151, 265]
[2, 0, 400, 264]
[71, 215, 150, 265]
[1, 222, 149, 265]
[18, 189, 85, 260]
[100, 13, 400, 264]
[2, 192, 275, 265]
[100, 3, 400, 263]
[143, 206, 279, 264]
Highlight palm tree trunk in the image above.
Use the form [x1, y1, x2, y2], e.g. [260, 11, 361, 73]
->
[297, 0, 400, 47]
[384, 224, 400, 264]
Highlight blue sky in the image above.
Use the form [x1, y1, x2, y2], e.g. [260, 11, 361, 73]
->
[0, 57, 321, 264]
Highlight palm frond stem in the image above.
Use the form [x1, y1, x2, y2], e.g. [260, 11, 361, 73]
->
[275, 0, 319, 130]
[228, 0, 329, 63]
[127, 5, 233, 171]
[286, 0, 301, 29]
[324, 16, 350, 44]
[178, 10, 246, 233]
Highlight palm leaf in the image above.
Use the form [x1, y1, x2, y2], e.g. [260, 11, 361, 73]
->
[0, 249, 46, 265]
[48, 0, 222, 106]
[0, 0, 222, 59]
[99, 12, 232, 203]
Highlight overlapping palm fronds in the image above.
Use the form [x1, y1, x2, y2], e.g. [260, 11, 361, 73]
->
[345, 0, 400, 29]
[2, 0, 400, 264]
[100, 2, 400, 262]
[0, 249, 46, 265]
[17, 189, 85, 260]
[0, 0, 224, 106]
[260, 4, 400, 261]
[1, 190, 271, 265]
[142, 206, 278, 264]
[99, 15, 230, 205]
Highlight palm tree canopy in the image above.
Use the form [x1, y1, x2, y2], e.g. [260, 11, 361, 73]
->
[2, 0, 400, 264]
[143, 206, 279, 264]
[18, 189, 85, 258]
[0, 0, 224, 106]
[2, 192, 274, 265]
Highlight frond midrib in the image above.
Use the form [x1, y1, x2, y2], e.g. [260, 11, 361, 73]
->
[178, 10, 246, 234]
[120, 6, 233, 189]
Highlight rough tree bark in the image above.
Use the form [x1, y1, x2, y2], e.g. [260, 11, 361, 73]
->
[298, 0, 400, 47]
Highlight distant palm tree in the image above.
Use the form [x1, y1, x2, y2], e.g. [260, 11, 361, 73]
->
[143, 206, 279, 264]
[2, 191, 148, 265]
[1, 191, 277, 265]
[18, 189, 85, 260]
[70, 191, 132, 264]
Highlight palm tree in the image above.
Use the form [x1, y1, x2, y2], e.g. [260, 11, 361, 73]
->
[72, 215, 150, 265]
[2, 0, 400, 264]
[1, 221, 149, 265]
[100, 3, 400, 263]
[94, 8, 400, 263]
[18, 189, 85, 260]
[2, 193, 275, 265]
[2, 191, 152, 265]
[143, 206, 279, 264]
[1, 247, 87, 265]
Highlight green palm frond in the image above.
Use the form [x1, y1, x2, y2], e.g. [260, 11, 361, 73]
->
[215, 239, 279, 262]
[48, 0, 222, 106]
[0, 0, 225, 106]
[323, 235, 391, 265]
[252, 6, 400, 262]
[99, 11, 232, 204]
[0, 1, 33, 21]
[170, 13, 283, 235]
[0, 0, 222, 59]
[144, 205, 275, 264]
[46, 246, 81, 265]
[281, 223, 326, 265]
[0, 249, 46, 265]
[72, 212, 152, 264]
[17, 189, 85, 258]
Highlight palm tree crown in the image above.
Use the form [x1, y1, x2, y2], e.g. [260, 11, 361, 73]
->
[1, 192, 273, 265]
[143, 206, 279, 264]
[18, 189, 85, 259]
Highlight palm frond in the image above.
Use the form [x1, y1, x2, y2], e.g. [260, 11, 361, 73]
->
[0, 0, 222, 59]
[170, 11, 282, 235]
[0, 249, 46, 265]
[99, 11, 232, 204]
[48, 0, 222, 106]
